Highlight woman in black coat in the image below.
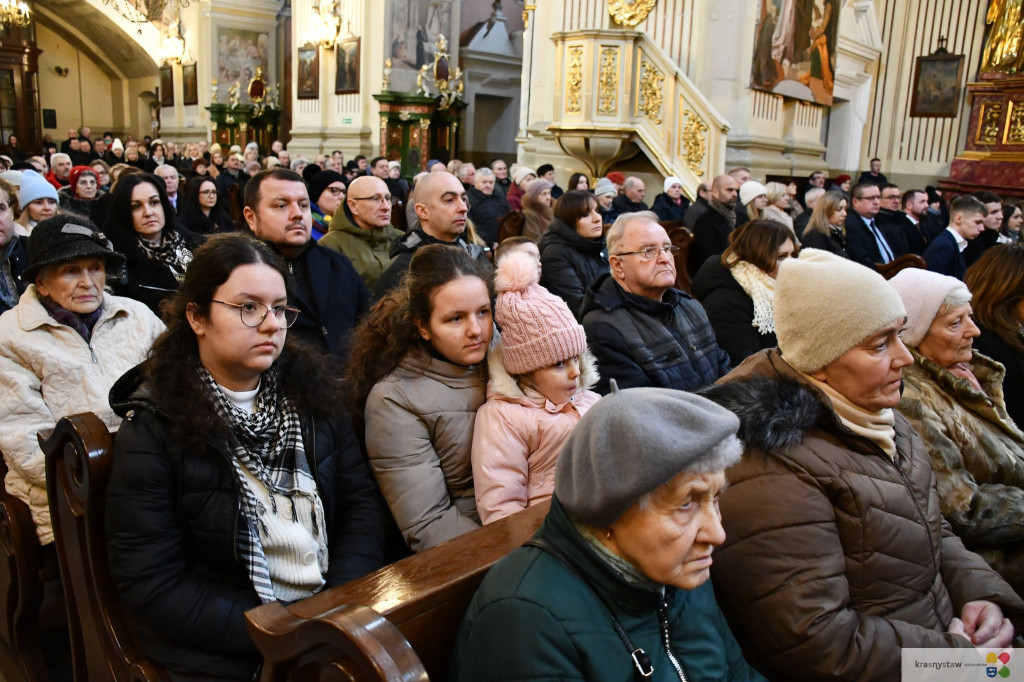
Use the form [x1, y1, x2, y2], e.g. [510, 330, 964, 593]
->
[691, 219, 796, 366]
[105, 172, 204, 315]
[965, 244, 1024, 426]
[539, 190, 609, 317]
[106, 234, 388, 680]
[651, 176, 690, 223]
[179, 175, 236, 234]
[799, 190, 850, 257]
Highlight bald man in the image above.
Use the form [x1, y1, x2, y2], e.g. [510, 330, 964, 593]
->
[319, 176, 404, 289]
[373, 171, 490, 297]
[690, 174, 739, 273]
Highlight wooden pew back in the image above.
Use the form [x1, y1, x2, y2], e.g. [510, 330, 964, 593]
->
[40, 413, 168, 682]
[247, 501, 550, 681]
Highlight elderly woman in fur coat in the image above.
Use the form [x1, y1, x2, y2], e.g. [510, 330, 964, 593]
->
[890, 268, 1024, 596]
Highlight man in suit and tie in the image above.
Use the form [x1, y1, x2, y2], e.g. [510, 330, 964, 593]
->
[876, 183, 909, 257]
[922, 195, 986, 280]
[899, 189, 934, 255]
[844, 183, 897, 270]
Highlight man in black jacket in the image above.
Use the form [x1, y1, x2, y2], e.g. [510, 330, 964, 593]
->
[243, 168, 371, 364]
[899, 188, 934, 255]
[876, 183, 909, 257]
[467, 167, 509, 247]
[964, 190, 1003, 267]
[844, 183, 896, 270]
[374, 171, 490, 297]
[690, 173, 738, 274]
[611, 176, 649, 215]
[581, 212, 730, 394]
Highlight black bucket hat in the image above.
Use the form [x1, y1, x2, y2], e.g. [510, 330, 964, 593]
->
[21, 214, 126, 284]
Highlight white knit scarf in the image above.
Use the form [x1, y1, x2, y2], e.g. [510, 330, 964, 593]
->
[729, 260, 777, 334]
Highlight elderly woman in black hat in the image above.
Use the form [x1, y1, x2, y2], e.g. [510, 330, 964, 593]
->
[0, 214, 164, 545]
[454, 387, 766, 681]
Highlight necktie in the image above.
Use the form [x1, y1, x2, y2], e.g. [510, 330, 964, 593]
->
[869, 220, 893, 263]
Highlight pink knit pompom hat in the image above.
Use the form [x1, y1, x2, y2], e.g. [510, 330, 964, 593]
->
[494, 251, 587, 374]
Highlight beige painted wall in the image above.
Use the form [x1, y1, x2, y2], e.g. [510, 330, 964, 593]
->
[36, 23, 116, 135]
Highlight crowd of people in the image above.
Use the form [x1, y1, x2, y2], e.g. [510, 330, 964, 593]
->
[0, 127, 1023, 681]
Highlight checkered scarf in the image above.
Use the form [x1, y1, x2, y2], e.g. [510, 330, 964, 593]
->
[199, 366, 327, 603]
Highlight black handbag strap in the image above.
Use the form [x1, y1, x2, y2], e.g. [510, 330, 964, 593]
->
[523, 537, 654, 678]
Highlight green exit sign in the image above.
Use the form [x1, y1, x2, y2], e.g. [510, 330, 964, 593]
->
[342, 117, 352, 124]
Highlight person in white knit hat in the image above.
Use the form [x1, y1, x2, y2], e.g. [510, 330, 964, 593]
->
[651, 175, 690, 223]
[890, 267, 1024, 597]
[700, 248, 1023, 681]
[738, 180, 768, 221]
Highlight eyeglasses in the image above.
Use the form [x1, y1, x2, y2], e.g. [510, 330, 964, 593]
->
[614, 245, 680, 260]
[350, 194, 394, 205]
[211, 300, 300, 328]
[198, 189, 218, 196]
[325, 186, 345, 196]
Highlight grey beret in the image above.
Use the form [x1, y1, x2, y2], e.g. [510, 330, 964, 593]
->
[555, 387, 742, 527]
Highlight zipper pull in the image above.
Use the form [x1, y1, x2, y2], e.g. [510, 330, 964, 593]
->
[88, 343, 97, 363]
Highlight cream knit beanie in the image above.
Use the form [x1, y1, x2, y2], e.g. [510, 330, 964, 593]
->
[774, 248, 906, 372]
[888, 268, 970, 347]
[495, 251, 587, 374]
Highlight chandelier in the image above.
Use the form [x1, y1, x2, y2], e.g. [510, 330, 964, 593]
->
[102, 0, 192, 35]
[159, 21, 186, 64]
[302, 0, 341, 49]
[0, 0, 31, 28]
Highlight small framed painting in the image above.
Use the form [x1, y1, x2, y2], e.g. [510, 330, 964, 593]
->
[160, 65, 174, 107]
[335, 37, 360, 94]
[297, 45, 320, 100]
[182, 63, 198, 105]
[910, 53, 965, 118]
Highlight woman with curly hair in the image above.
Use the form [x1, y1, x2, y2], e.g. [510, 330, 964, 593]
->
[105, 233, 387, 680]
[347, 244, 494, 552]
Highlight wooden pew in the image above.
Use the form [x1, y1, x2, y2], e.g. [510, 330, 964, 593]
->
[246, 501, 550, 681]
[665, 225, 695, 293]
[878, 253, 927, 280]
[39, 414, 168, 682]
[0, 457, 49, 681]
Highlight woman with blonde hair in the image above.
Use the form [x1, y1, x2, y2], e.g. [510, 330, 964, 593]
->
[800, 190, 849, 257]
[761, 181, 794, 231]
[739, 181, 768, 222]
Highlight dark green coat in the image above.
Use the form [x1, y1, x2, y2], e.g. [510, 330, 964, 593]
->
[452, 497, 765, 682]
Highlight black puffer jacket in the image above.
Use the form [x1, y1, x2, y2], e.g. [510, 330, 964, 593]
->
[580, 273, 731, 394]
[691, 257, 776, 367]
[105, 367, 388, 680]
[467, 187, 509, 246]
[373, 229, 489, 298]
[538, 219, 608, 317]
[651, 192, 690, 222]
[108, 226, 205, 316]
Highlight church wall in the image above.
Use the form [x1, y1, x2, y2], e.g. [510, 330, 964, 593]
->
[36, 23, 116, 136]
[863, 0, 987, 187]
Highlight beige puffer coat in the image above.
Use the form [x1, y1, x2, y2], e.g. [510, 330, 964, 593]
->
[0, 286, 164, 544]
[700, 349, 1024, 681]
[363, 346, 486, 552]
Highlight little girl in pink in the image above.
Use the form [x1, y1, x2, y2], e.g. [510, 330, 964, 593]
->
[472, 251, 601, 524]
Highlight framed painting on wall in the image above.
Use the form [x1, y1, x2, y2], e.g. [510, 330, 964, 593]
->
[336, 37, 360, 94]
[909, 53, 965, 118]
[214, 25, 273, 103]
[297, 45, 319, 99]
[160, 65, 174, 107]
[749, 0, 841, 106]
[182, 63, 198, 105]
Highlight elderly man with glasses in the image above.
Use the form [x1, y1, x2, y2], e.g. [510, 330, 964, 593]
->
[318, 176, 403, 289]
[580, 211, 731, 394]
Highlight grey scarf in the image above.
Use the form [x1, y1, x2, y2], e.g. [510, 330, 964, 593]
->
[710, 198, 737, 228]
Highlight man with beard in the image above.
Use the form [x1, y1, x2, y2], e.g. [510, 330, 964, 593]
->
[690, 174, 739, 273]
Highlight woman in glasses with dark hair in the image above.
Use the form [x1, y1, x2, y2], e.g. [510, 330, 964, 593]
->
[179, 175, 236, 234]
[105, 232, 387, 680]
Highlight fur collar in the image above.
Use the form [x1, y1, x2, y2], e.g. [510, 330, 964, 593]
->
[486, 339, 599, 402]
[699, 374, 826, 456]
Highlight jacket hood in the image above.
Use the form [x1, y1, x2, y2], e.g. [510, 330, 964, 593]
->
[388, 228, 463, 258]
[579, 273, 684, 320]
[326, 203, 401, 244]
[399, 344, 488, 388]
[485, 339, 599, 403]
[109, 363, 156, 417]
[539, 218, 606, 257]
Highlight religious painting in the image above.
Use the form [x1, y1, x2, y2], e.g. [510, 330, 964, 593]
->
[182, 63, 198, 105]
[749, 0, 840, 106]
[910, 53, 965, 118]
[216, 26, 270, 103]
[297, 45, 320, 99]
[160, 65, 173, 107]
[387, 0, 453, 91]
[336, 37, 361, 94]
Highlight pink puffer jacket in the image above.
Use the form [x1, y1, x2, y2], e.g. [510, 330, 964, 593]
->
[471, 343, 600, 524]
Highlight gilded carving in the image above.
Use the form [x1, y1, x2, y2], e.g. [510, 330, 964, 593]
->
[420, 118, 430, 130]
[982, 0, 1024, 74]
[638, 60, 664, 125]
[680, 110, 708, 176]
[977, 102, 1003, 144]
[607, 0, 657, 27]
[1004, 101, 1024, 144]
[566, 46, 584, 115]
[598, 46, 619, 115]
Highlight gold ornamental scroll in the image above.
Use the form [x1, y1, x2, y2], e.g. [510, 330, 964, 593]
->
[607, 0, 656, 28]
[982, 0, 1024, 74]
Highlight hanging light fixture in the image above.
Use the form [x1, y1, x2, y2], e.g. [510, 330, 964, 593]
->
[302, 0, 340, 50]
[101, 0, 192, 36]
[0, 0, 31, 28]
[159, 20, 186, 64]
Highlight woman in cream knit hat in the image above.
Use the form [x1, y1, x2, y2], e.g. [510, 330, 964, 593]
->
[700, 249, 1023, 680]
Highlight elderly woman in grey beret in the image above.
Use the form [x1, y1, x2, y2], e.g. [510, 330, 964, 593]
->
[453, 387, 765, 682]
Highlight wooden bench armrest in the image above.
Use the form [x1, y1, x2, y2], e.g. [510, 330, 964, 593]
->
[877, 253, 927, 280]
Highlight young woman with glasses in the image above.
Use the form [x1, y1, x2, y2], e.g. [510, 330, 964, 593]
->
[105, 233, 387, 680]
[180, 175, 236, 234]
